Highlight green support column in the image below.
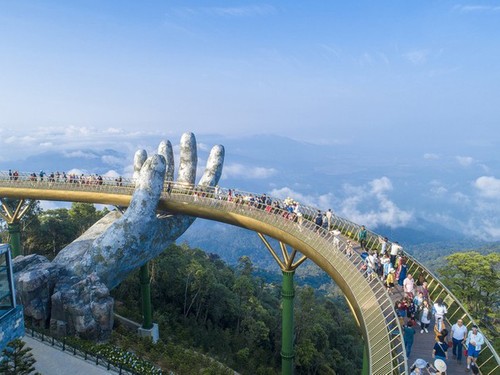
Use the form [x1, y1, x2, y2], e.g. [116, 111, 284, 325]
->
[362, 341, 369, 375]
[8, 222, 21, 258]
[140, 263, 153, 330]
[281, 270, 295, 375]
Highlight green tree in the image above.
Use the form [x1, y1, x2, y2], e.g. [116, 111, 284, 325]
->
[0, 339, 39, 375]
[438, 251, 500, 318]
[68, 202, 108, 236]
[38, 208, 78, 256]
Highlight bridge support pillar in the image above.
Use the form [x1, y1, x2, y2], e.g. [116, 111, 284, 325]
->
[257, 235, 306, 375]
[139, 262, 159, 342]
[281, 270, 295, 375]
[362, 341, 369, 375]
[140, 262, 154, 323]
[8, 222, 21, 258]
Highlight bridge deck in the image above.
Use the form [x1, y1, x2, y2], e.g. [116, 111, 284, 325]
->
[351, 243, 466, 374]
[389, 284, 464, 373]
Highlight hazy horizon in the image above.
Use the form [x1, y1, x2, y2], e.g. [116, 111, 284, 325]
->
[1, 2, 499, 239]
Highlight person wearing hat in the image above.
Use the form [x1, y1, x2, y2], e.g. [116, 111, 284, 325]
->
[466, 325, 485, 372]
[432, 358, 447, 374]
[386, 267, 396, 293]
[409, 358, 427, 374]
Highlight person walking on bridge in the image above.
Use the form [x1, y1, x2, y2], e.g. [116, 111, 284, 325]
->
[390, 241, 401, 268]
[465, 325, 484, 372]
[404, 321, 416, 358]
[451, 319, 467, 363]
[358, 225, 367, 250]
[433, 298, 448, 332]
[325, 208, 333, 229]
[403, 273, 415, 298]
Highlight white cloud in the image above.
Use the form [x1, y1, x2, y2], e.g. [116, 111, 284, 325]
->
[428, 180, 448, 196]
[268, 187, 334, 209]
[423, 153, 439, 160]
[377, 52, 390, 65]
[339, 177, 413, 229]
[101, 155, 125, 166]
[66, 168, 87, 176]
[318, 43, 341, 59]
[3, 135, 37, 145]
[432, 186, 448, 195]
[404, 49, 430, 65]
[456, 155, 474, 166]
[370, 176, 392, 194]
[454, 5, 500, 13]
[209, 5, 276, 17]
[0, 125, 166, 162]
[222, 163, 276, 179]
[103, 170, 121, 178]
[63, 150, 98, 159]
[452, 191, 470, 204]
[173, 5, 276, 18]
[474, 176, 500, 198]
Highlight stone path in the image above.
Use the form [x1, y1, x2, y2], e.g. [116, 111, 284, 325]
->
[23, 335, 113, 375]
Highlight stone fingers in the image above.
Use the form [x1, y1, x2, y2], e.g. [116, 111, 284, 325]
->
[133, 149, 148, 183]
[177, 132, 197, 185]
[158, 140, 174, 182]
[127, 154, 166, 220]
[198, 145, 225, 187]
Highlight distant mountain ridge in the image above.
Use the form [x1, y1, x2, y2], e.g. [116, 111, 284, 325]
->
[178, 215, 479, 270]
[1, 132, 499, 241]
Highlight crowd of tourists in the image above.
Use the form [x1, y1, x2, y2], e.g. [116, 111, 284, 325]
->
[8, 169, 122, 186]
[4, 169, 489, 373]
[355, 233, 486, 374]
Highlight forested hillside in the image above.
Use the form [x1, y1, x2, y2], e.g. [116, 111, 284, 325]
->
[2, 202, 498, 372]
[112, 244, 364, 374]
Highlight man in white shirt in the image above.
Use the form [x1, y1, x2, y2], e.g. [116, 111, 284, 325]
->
[390, 241, 401, 268]
[325, 208, 333, 230]
[451, 319, 467, 363]
[403, 273, 415, 298]
[466, 325, 485, 372]
[433, 298, 448, 332]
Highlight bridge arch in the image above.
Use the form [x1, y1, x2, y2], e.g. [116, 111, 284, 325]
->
[1, 172, 499, 374]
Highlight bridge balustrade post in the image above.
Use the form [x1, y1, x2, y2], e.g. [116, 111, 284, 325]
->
[281, 270, 295, 375]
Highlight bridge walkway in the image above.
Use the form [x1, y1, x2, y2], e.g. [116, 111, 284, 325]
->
[349, 242, 470, 374]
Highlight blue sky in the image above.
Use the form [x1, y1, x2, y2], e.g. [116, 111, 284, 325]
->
[1, 1, 500, 240]
[1, 1, 499, 144]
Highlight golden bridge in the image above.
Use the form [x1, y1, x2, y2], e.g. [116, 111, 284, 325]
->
[0, 172, 498, 374]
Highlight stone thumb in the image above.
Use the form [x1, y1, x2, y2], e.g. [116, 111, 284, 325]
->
[126, 154, 166, 220]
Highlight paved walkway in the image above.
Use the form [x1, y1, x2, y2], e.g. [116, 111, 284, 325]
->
[351, 243, 466, 374]
[388, 285, 465, 373]
[23, 335, 112, 375]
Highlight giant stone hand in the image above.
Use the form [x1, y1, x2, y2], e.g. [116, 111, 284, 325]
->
[14, 132, 224, 339]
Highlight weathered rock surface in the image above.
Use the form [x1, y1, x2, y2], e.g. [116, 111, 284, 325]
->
[50, 273, 113, 340]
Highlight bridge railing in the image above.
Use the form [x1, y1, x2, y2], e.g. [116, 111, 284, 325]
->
[156, 184, 408, 374]
[0, 172, 411, 373]
[310, 202, 500, 375]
